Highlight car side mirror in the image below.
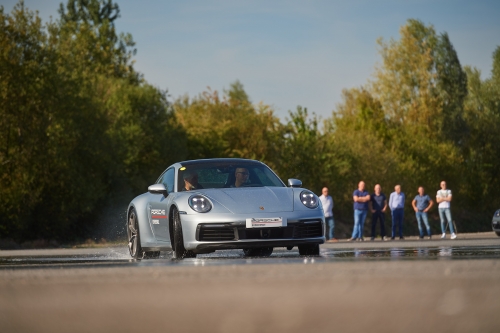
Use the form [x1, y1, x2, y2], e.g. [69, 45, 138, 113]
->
[288, 179, 302, 188]
[148, 184, 168, 197]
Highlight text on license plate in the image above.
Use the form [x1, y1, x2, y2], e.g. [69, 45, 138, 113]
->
[246, 217, 287, 228]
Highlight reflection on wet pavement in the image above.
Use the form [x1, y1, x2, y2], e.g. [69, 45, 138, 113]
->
[1, 245, 500, 268]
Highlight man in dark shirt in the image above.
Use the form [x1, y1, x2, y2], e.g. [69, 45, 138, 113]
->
[412, 186, 434, 239]
[369, 184, 388, 241]
[349, 181, 371, 241]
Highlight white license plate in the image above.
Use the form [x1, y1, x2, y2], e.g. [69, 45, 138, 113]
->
[246, 217, 287, 228]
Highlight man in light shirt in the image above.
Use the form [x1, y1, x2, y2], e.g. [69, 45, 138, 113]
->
[389, 185, 405, 240]
[319, 187, 337, 242]
[436, 180, 457, 239]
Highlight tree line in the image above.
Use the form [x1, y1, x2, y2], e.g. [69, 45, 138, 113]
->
[1, 1, 499, 242]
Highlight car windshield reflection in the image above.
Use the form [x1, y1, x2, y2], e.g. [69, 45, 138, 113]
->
[177, 162, 285, 191]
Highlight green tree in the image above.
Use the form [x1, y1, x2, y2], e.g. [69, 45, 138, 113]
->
[55, 0, 137, 81]
[173, 83, 284, 167]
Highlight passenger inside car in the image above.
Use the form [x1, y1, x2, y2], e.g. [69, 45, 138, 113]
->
[182, 171, 204, 191]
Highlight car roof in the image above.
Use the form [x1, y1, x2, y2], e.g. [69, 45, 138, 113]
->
[177, 158, 265, 166]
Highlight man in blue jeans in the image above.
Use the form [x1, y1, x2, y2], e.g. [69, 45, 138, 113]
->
[389, 185, 405, 240]
[412, 186, 434, 239]
[319, 187, 337, 242]
[436, 180, 457, 239]
[349, 181, 370, 241]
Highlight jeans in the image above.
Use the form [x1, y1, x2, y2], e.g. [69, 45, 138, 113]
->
[371, 211, 386, 238]
[352, 209, 368, 239]
[439, 208, 455, 234]
[325, 216, 335, 239]
[391, 208, 404, 238]
[415, 211, 431, 237]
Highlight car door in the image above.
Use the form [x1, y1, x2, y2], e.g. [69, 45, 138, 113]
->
[147, 168, 175, 242]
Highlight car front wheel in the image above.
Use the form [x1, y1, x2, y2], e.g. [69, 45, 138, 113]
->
[172, 208, 196, 259]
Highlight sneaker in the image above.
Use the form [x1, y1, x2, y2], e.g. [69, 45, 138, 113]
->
[383, 236, 389, 241]
[427, 236, 432, 240]
[399, 236, 405, 240]
[390, 237, 395, 240]
[347, 238, 356, 242]
[441, 233, 446, 239]
[451, 233, 457, 240]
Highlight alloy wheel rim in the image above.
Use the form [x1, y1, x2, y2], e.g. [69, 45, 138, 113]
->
[128, 213, 138, 256]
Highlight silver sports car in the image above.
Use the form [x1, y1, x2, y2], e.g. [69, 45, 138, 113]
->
[126, 158, 325, 259]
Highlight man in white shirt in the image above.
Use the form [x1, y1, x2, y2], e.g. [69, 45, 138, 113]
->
[319, 187, 337, 242]
[436, 180, 457, 239]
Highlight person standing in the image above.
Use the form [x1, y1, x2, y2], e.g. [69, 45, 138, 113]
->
[436, 181, 457, 239]
[349, 181, 371, 241]
[412, 186, 434, 239]
[389, 185, 405, 240]
[369, 184, 388, 241]
[319, 187, 337, 242]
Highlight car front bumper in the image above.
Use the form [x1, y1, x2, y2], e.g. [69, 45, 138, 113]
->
[179, 211, 325, 252]
[193, 237, 324, 254]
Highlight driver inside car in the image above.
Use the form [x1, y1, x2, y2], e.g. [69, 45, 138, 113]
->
[231, 167, 250, 187]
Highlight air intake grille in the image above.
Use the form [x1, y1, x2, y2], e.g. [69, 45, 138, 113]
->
[199, 227, 235, 241]
[293, 222, 322, 238]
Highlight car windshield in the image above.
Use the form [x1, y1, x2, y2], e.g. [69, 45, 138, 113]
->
[177, 161, 285, 191]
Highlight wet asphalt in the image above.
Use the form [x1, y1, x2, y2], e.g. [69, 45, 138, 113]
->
[1, 232, 499, 268]
[1, 232, 499, 333]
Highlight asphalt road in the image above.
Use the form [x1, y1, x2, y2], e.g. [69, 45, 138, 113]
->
[1, 232, 500, 333]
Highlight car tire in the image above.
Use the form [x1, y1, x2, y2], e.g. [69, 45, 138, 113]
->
[172, 207, 196, 259]
[298, 244, 320, 256]
[496, 231, 500, 237]
[127, 208, 161, 259]
[243, 247, 273, 257]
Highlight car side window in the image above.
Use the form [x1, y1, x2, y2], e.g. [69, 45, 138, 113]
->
[162, 168, 175, 193]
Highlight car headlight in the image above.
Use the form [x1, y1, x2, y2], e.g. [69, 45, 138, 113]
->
[188, 195, 212, 213]
[300, 190, 319, 209]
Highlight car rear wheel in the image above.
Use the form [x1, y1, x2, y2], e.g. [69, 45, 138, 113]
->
[496, 231, 500, 237]
[243, 247, 273, 257]
[172, 208, 196, 259]
[127, 208, 160, 259]
[298, 244, 320, 256]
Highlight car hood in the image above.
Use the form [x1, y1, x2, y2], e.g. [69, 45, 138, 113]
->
[202, 187, 294, 214]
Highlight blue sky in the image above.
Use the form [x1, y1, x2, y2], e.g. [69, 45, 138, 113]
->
[3, 0, 500, 120]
